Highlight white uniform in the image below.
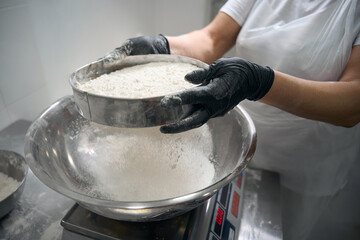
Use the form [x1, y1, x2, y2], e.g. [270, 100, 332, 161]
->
[221, 0, 360, 239]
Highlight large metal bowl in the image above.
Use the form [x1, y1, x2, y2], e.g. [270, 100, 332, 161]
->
[69, 55, 208, 128]
[0, 150, 28, 219]
[24, 96, 256, 221]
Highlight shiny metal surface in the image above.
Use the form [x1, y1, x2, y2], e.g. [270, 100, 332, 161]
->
[24, 96, 256, 221]
[69, 55, 208, 128]
[237, 169, 282, 239]
[0, 150, 28, 219]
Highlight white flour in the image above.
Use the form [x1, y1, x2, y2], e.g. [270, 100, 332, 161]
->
[77, 62, 199, 98]
[0, 172, 20, 201]
[76, 124, 215, 201]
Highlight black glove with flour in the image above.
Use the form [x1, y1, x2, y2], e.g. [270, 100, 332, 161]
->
[160, 57, 274, 134]
[101, 34, 170, 64]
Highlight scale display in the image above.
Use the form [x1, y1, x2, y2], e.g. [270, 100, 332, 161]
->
[207, 173, 243, 240]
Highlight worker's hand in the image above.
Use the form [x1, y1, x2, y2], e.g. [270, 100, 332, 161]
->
[160, 57, 274, 134]
[100, 34, 170, 65]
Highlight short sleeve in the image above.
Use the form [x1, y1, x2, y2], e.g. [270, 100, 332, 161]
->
[220, 0, 257, 26]
[354, 32, 360, 46]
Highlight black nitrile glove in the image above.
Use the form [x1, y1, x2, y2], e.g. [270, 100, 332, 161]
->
[101, 34, 170, 65]
[160, 57, 274, 134]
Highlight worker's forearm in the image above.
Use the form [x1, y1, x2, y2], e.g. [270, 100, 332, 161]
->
[167, 31, 219, 64]
[167, 12, 241, 64]
[260, 71, 360, 127]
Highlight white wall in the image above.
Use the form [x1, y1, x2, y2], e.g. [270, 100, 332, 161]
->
[0, 0, 211, 130]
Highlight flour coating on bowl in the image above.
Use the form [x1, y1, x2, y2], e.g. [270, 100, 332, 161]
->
[75, 124, 215, 201]
[77, 62, 200, 98]
[0, 172, 20, 201]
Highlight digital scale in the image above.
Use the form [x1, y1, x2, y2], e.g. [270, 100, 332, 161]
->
[61, 169, 282, 240]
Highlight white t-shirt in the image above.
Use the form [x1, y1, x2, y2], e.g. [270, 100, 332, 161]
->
[221, 0, 360, 196]
[222, 0, 360, 45]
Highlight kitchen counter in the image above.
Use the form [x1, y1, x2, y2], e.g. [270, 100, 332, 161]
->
[0, 120, 281, 240]
[0, 120, 74, 240]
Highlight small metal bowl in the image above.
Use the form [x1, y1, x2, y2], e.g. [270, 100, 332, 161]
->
[69, 55, 208, 128]
[0, 150, 28, 219]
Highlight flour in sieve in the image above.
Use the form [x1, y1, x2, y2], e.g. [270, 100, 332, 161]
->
[0, 172, 20, 201]
[76, 124, 215, 201]
[77, 62, 200, 98]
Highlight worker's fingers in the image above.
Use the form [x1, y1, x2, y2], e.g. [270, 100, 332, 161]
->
[101, 40, 133, 66]
[160, 108, 210, 134]
[185, 67, 211, 84]
[160, 86, 210, 107]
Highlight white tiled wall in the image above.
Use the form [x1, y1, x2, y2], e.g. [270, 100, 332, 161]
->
[0, 0, 48, 130]
[153, 0, 211, 35]
[0, 96, 10, 129]
[0, 0, 210, 130]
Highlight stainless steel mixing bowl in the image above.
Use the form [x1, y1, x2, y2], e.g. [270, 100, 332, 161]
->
[24, 96, 256, 221]
[69, 55, 208, 128]
[0, 150, 28, 219]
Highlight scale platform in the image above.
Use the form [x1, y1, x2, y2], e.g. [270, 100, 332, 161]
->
[61, 169, 282, 240]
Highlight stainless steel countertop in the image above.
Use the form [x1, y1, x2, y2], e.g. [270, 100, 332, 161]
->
[0, 120, 281, 240]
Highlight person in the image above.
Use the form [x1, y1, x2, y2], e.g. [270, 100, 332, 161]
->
[101, 0, 360, 239]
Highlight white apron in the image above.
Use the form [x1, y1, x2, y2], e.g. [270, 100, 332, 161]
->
[235, 0, 360, 196]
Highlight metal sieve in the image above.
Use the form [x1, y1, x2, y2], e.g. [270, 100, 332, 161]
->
[69, 55, 208, 128]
